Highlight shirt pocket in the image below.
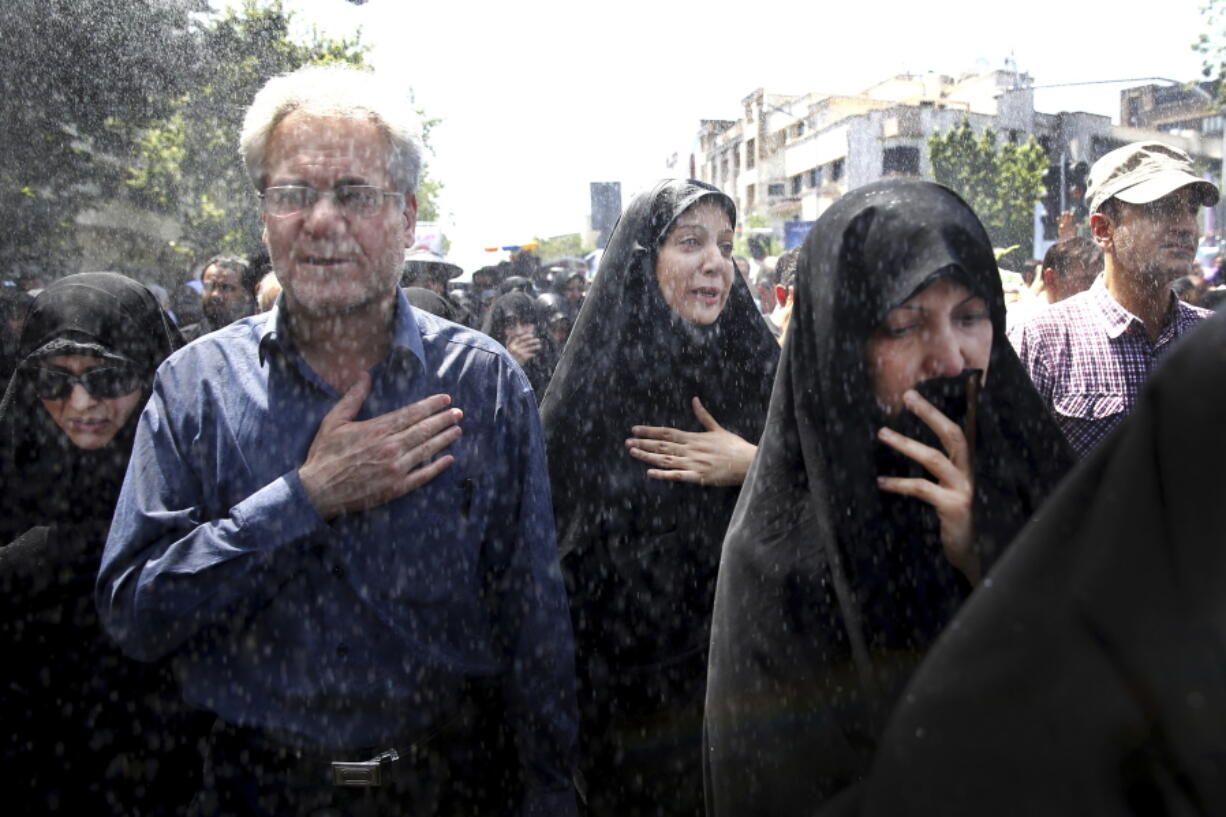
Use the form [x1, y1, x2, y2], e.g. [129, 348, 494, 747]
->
[1052, 392, 1127, 423]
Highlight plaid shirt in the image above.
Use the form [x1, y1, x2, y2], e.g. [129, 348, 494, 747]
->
[1010, 280, 1210, 457]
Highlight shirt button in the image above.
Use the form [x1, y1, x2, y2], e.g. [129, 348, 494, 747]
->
[337, 644, 349, 658]
[332, 565, 346, 579]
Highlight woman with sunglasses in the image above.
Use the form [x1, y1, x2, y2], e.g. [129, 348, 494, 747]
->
[0, 272, 190, 815]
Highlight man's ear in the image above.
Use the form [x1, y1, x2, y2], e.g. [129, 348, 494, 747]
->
[1089, 211, 1113, 251]
[403, 193, 419, 249]
[774, 284, 789, 307]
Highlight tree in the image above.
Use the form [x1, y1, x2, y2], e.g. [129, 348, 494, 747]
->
[734, 213, 781, 258]
[126, 1, 366, 264]
[0, 0, 196, 270]
[1196, 0, 1226, 108]
[127, 0, 443, 266]
[928, 119, 1048, 265]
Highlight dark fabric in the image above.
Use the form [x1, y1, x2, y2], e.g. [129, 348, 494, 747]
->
[179, 317, 219, 343]
[483, 291, 558, 398]
[704, 180, 1075, 816]
[403, 285, 463, 324]
[0, 272, 193, 815]
[197, 681, 522, 817]
[846, 309, 1226, 816]
[540, 179, 780, 816]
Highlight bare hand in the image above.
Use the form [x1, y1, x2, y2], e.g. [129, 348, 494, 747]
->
[298, 372, 462, 520]
[625, 397, 757, 486]
[875, 389, 980, 584]
[505, 332, 542, 366]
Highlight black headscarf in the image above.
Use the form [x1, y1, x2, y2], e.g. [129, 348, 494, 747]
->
[0, 272, 186, 815]
[540, 179, 779, 814]
[403, 285, 463, 324]
[0, 272, 182, 541]
[482, 291, 557, 398]
[851, 307, 1226, 816]
[704, 180, 1073, 815]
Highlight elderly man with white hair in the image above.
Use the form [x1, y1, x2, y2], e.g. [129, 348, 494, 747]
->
[97, 65, 577, 816]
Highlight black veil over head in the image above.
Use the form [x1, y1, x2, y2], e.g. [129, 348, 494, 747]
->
[542, 177, 780, 815]
[482, 290, 558, 398]
[857, 308, 1226, 816]
[0, 272, 182, 541]
[541, 179, 779, 567]
[704, 180, 1073, 815]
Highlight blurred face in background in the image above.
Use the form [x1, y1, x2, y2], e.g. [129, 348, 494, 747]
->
[201, 264, 255, 326]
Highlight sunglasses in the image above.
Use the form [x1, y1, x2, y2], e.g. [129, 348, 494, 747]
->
[32, 365, 144, 401]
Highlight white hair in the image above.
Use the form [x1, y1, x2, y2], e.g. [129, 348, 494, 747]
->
[239, 64, 422, 195]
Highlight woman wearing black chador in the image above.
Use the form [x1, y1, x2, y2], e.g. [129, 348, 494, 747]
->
[703, 180, 1074, 816]
[541, 179, 779, 815]
[0, 272, 195, 816]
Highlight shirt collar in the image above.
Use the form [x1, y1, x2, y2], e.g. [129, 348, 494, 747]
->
[257, 288, 426, 371]
[1089, 277, 1179, 341]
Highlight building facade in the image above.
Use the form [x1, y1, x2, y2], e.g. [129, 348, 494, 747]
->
[696, 69, 1224, 253]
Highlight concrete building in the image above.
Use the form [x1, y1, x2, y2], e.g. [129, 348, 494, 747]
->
[696, 68, 1224, 253]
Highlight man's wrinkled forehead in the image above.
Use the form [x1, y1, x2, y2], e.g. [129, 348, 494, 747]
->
[264, 112, 389, 184]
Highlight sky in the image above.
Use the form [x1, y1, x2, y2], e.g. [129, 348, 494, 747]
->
[272, 0, 1211, 270]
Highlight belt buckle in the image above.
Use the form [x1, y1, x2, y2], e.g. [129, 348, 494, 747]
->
[331, 748, 399, 787]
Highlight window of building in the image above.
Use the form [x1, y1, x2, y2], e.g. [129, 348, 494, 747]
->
[767, 182, 786, 197]
[792, 121, 805, 139]
[882, 146, 920, 176]
[746, 138, 756, 169]
[746, 184, 756, 208]
[808, 167, 821, 188]
[830, 158, 845, 182]
[791, 174, 803, 195]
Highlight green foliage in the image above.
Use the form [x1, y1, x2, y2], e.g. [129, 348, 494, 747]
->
[127, 0, 443, 265]
[1196, 0, 1226, 108]
[534, 233, 593, 260]
[928, 119, 1048, 263]
[735, 213, 781, 258]
[126, 0, 367, 261]
[0, 0, 195, 269]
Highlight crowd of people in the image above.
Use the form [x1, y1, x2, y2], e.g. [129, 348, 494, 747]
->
[3, 63, 1226, 817]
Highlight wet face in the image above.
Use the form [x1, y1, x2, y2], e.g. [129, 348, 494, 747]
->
[654, 201, 735, 325]
[1099, 187, 1201, 290]
[37, 354, 145, 450]
[564, 276, 585, 305]
[505, 319, 536, 343]
[864, 277, 993, 417]
[201, 264, 255, 326]
[261, 112, 416, 318]
[547, 316, 571, 346]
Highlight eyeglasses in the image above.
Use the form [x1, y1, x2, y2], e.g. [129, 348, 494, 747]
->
[260, 184, 405, 218]
[32, 366, 144, 401]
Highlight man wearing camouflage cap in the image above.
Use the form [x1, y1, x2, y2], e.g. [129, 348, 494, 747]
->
[1012, 141, 1219, 456]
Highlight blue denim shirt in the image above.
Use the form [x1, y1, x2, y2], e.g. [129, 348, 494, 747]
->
[97, 289, 577, 815]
